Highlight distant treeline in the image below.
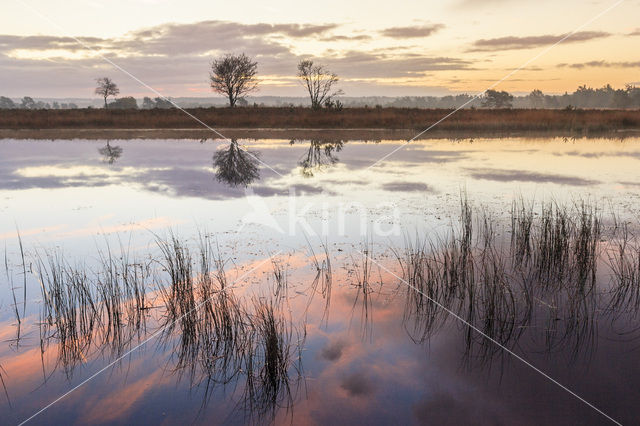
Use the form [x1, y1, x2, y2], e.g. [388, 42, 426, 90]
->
[2, 84, 640, 110]
[0, 96, 78, 110]
[365, 85, 640, 109]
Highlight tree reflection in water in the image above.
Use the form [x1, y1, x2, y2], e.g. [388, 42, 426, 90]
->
[212, 139, 260, 186]
[295, 139, 344, 177]
[98, 141, 123, 165]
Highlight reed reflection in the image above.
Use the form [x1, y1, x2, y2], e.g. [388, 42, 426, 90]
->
[396, 197, 614, 367]
[4, 196, 640, 423]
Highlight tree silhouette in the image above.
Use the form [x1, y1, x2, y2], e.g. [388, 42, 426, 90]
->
[482, 90, 513, 108]
[210, 54, 258, 107]
[528, 89, 545, 108]
[108, 97, 138, 109]
[0, 96, 16, 109]
[297, 60, 343, 109]
[95, 77, 120, 108]
[20, 97, 36, 109]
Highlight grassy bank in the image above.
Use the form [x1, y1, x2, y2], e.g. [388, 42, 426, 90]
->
[1, 107, 639, 134]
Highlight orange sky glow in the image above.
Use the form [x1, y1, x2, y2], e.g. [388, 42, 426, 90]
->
[0, 0, 638, 97]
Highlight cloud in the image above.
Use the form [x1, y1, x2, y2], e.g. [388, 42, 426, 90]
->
[320, 34, 372, 42]
[557, 60, 640, 69]
[381, 182, 434, 192]
[0, 35, 107, 52]
[0, 21, 338, 59]
[469, 31, 611, 52]
[340, 371, 375, 397]
[380, 24, 445, 38]
[320, 339, 348, 361]
[273, 23, 340, 38]
[128, 21, 340, 43]
[465, 167, 600, 186]
[326, 51, 473, 78]
[0, 20, 473, 96]
[0, 170, 112, 190]
[118, 21, 339, 56]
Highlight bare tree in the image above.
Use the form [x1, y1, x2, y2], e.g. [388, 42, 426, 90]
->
[209, 53, 258, 107]
[297, 60, 343, 109]
[95, 77, 119, 108]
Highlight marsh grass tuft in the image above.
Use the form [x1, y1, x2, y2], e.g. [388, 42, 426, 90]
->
[397, 195, 609, 362]
[4, 246, 21, 328]
[606, 221, 640, 317]
[150, 233, 305, 420]
[0, 364, 10, 408]
[243, 296, 302, 421]
[304, 240, 332, 327]
[271, 256, 288, 302]
[350, 241, 377, 341]
[35, 250, 97, 374]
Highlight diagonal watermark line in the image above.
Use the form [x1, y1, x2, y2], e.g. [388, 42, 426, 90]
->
[14, 0, 284, 179]
[18, 252, 281, 425]
[359, 250, 622, 425]
[365, 0, 625, 171]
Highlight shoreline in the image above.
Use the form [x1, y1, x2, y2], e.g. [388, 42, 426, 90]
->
[0, 107, 638, 141]
[1, 127, 639, 140]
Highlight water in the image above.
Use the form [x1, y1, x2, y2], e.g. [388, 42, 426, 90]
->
[1, 137, 639, 425]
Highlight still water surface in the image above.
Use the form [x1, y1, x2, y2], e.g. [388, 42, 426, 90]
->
[1, 137, 639, 425]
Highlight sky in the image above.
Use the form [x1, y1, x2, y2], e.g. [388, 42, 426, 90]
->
[0, 0, 639, 98]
